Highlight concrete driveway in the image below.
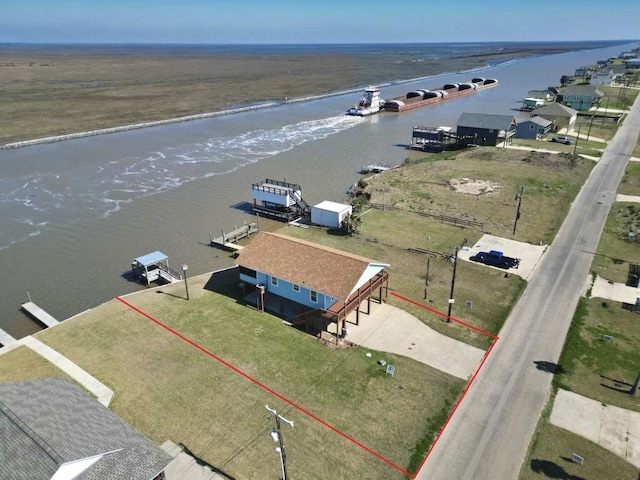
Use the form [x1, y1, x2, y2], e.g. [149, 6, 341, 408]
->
[590, 275, 640, 304]
[457, 234, 547, 280]
[344, 302, 485, 380]
[550, 389, 640, 468]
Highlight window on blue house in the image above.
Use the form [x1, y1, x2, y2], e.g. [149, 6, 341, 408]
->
[310, 290, 318, 303]
[293, 284, 300, 292]
[271, 277, 278, 287]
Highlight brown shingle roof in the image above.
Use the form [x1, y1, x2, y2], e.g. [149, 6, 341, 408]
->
[236, 232, 387, 301]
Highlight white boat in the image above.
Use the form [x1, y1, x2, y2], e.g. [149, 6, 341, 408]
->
[347, 86, 384, 116]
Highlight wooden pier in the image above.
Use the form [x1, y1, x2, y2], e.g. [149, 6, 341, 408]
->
[210, 222, 258, 252]
[0, 328, 16, 347]
[21, 302, 60, 328]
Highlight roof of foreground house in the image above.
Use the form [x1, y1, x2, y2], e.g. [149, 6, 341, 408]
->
[0, 377, 172, 480]
[236, 232, 388, 301]
[521, 116, 553, 127]
[457, 112, 516, 131]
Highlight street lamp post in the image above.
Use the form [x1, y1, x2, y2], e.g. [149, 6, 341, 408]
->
[181, 264, 189, 300]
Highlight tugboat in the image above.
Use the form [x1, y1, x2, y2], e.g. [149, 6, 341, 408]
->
[346, 86, 384, 116]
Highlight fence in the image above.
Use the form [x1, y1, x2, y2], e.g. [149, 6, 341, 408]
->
[365, 203, 483, 229]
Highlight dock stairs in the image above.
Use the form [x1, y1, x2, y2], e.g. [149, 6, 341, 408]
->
[161, 440, 230, 480]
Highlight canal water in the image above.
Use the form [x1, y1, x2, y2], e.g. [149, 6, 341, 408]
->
[0, 43, 633, 337]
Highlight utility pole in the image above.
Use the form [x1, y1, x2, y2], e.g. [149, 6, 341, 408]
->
[573, 123, 582, 155]
[424, 257, 430, 300]
[586, 113, 595, 141]
[266, 405, 294, 480]
[513, 185, 524, 236]
[447, 239, 468, 322]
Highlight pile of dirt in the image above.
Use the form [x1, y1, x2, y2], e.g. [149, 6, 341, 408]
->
[449, 178, 501, 196]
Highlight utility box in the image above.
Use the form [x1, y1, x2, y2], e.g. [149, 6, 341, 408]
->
[311, 201, 352, 228]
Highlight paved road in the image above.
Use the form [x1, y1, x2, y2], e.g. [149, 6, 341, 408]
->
[417, 95, 640, 480]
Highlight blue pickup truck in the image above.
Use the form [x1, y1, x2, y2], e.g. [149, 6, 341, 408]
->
[470, 250, 520, 269]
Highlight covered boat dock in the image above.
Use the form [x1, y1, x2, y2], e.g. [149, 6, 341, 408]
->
[131, 251, 182, 285]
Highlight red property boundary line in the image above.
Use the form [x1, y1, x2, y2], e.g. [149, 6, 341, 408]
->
[390, 292, 499, 477]
[117, 294, 500, 478]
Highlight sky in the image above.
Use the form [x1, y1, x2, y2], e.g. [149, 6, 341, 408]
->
[2, 0, 639, 44]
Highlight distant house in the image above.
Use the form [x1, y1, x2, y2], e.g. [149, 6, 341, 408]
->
[0, 377, 173, 480]
[515, 116, 553, 140]
[527, 88, 556, 102]
[574, 66, 591, 78]
[530, 103, 579, 132]
[456, 112, 517, 146]
[236, 232, 389, 334]
[557, 85, 604, 111]
[589, 70, 615, 86]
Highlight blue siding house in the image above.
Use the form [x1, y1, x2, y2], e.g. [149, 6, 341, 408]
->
[558, 85, 604, 111]
[236, 232, 390, 338]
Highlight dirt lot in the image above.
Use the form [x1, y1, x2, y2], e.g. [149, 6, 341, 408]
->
[363, 148, 594, 245]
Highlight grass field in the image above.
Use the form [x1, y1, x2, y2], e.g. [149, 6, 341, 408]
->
[0, 346, 69, 381]
[590, 202, 640, 283]
[618, 162, 640, 196]
[554, 298, 640, 412]
[0, 46, 555, 146]
[36, 270, 465, 479]
[520, 405, 638, 480]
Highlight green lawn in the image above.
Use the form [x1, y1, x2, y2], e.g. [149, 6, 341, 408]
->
[0, 346, 69, 381]
[590, 202, 640, 283]
[35, 271, 465, 479]
[618, 163, 640, 196]
[554, 297, 640, 412]
[520, 414, 638, 480]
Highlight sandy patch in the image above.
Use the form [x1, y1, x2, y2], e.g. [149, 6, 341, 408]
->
[449, 178, 500, 196]
[457, 234, 547, 280]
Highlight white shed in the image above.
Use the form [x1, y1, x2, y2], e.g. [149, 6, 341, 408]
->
[311, 201, 352, 228]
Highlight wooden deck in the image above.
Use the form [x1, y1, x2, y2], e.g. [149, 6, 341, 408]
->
[211, 223, 258, 250]
[21, 302, 60, 328]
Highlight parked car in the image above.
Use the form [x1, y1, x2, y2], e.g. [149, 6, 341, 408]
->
[551, 135, 572, 145]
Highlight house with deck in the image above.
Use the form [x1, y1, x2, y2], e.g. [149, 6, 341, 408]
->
[456, 112, 517, 146]
[530, 103, 579, 132]
[235, 232, 389, 340]
[0, 377, 172, 480]
[557, 85, 604, 111]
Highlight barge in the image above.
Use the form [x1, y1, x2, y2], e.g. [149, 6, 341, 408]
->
[346, 77, 499, 115]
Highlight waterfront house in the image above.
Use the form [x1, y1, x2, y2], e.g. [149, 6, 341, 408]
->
[558, 85, 604, 111]
[236, 232, 389, 336]
[531, 103, 579, 132]
[515, 116, 553, 140]
[589, 70, 615, 86]
[0, 377, 172, 480]
[456, 112, 517, 146]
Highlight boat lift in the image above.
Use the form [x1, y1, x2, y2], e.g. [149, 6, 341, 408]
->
[131, 251, 182, 285]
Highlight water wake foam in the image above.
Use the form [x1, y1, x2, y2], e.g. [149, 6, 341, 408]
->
[0, 115, 363, 249]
